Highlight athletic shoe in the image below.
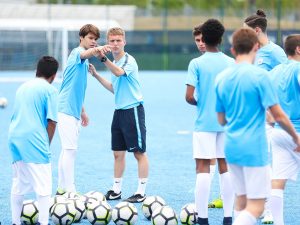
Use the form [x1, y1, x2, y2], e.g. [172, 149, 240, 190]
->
[55, 188, 66, 195]
[261, 210, 274, 224]
[124, 193, 146, 203]
[197, 217, 209, 225]
[105, 190, 122, 200]
[223, 217, 232, 225]
[208, 198, 223, 208]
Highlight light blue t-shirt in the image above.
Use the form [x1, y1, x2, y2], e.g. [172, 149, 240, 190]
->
[269, 60, 300, 132]
[255, 41, 287, 71]
[186, 52, 234, 132]
[58, 47, 88, 119]
[215, 62, 278, 166]
[111, 53, 143, 109]
[8, 78, 58, 164]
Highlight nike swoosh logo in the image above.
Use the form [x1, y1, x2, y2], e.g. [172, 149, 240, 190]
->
[129, 147, 136, 151]
[141, 182, 146, 184]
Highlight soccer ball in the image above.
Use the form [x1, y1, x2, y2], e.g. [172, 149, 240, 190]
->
[142, 196, 166, 220]
[21, 200, 39, 225]
[179, 203, 197, 225]
[63, 191, 80, 199]
[86, 200, 112, 225]
[112, 201, 138, 225]
[50, 202, 76, 225]
[85, 191, 106, 202]
[68, 198, 86, 223]
[50, 195, 68, 214]
[151, 206, 178, 225]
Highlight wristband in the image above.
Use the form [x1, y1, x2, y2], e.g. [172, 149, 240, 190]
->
[101, 56, 107, 62]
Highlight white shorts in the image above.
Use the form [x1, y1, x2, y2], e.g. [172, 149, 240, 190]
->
[11, 161, 52, 196]
[58, 112, 81, 150]
[228, 164, 271, 199]
[193, 132, 225, 159]
[271, 129, 300, 181]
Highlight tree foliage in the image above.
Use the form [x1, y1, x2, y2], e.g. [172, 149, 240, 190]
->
[37, 0, 300, 11]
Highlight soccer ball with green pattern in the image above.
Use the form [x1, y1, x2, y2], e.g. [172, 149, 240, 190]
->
[21, 200, 39, 225]
[87, 200, 112, 225]
[142, 196, 166, 220]
[179, 203, 197, 225]
[68, 198, 86, 223]
[50, 202, 76, 225]
[112, 201, 138, 225]
[151, 206, 178, 225]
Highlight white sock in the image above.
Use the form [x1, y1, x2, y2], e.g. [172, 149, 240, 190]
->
[220, 172, 234, 217]
[270, 189, 284, 225]
[37, 195, 50, 225]
[210, 165, 216, 179]
[61, 149, 77, 192]
[11, 194, 24, 225]
[136, 178, 148, 196]
[195, 173, 211, 218]
[233, 210, 256, 225]
[234, 210, 241, 220]
[58, 150, 64, 190]
[112, 178, 122, 194]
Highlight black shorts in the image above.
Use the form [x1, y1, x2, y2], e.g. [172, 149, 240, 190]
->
[111, 104, 146, 152]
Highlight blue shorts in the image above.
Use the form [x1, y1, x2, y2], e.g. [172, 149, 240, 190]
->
[111, 104, 146, 153]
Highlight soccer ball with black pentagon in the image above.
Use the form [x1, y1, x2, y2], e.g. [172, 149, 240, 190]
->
[85, 191, 106, 202]
[68, 198, 86, 222]
[63, 191, 80, 199]
[51, 202, 76, 225]
[21, 200, 39, 225]
[179, 203, 197, 225]
[50, 195, 68, 214]
[142, 196, 166, 220]
[87, 200, 112, 225]
[112, 201, 138, 225]
[151, 206, 178, 225]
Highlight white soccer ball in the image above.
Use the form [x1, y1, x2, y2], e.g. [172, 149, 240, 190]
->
[68, 198, 86, 223]
[50, 202, 76, 225]
[50, 195, 68, 214]
[21, 200, 39, 225]
[85, 191, 106, 202]
[112, 201, 138, 225]
[151, 206, 178, 225]
[142, 196, 166, 220]
[87, 200, 112, 225]
[63, 191, 80, 199]
[0, 97, 8, 108]
[179, 203, 197, 225]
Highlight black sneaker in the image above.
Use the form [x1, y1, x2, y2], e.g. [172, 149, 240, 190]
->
[197, 217, 209, 225]
[105, 190, 121, 200]
[223, 217, 232, 225]
[125, 193, 146, 203]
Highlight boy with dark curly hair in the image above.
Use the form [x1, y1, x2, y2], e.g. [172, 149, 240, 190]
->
[185, 19, 235, 225]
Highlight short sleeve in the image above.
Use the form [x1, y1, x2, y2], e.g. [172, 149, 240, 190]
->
[46, 88, 58, 122]
[186, 59, 198, 87]
[258, 72, 278, 109]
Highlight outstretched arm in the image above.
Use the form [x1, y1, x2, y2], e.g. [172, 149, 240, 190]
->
[89, 64, 114, 93]
[80, 45, 111, 60]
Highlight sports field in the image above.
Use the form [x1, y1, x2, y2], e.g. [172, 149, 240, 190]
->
[0, 71, 299, 224]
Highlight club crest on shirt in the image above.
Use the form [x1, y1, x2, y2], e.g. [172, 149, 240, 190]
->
[256, 58, 264, 65]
